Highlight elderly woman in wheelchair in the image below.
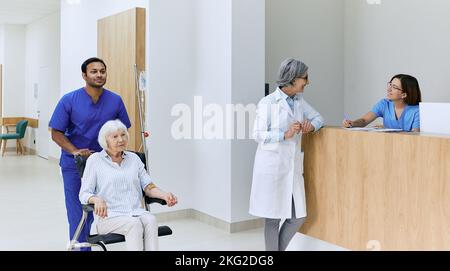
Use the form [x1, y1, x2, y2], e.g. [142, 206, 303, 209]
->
[77, 119, 178, 251]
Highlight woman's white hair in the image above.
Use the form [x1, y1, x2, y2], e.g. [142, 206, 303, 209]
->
[276, 58, 308, 87]
[98, 119, 129, 150]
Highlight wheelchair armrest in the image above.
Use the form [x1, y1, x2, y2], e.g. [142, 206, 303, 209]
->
[83, 198, 166, 213]
[82, 204, 95, 212]
[145, 197, 167, 206]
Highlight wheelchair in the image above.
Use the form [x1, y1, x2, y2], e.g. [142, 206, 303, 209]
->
[67, 152, 173, 251]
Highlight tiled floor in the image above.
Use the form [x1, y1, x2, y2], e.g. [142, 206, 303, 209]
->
[0, 154, 346, 251]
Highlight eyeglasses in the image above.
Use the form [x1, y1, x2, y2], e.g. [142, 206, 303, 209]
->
[387, 82, 403, 92]
[294, 74, 308, 82]
[290, 75, 309, 86]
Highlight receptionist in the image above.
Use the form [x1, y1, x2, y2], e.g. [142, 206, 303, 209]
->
[343, 74, 422, 132]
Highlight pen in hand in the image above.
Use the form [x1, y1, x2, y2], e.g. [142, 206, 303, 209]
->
[344, 114, 353, 128]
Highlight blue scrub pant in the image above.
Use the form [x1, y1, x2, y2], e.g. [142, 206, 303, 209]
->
[62, 168, 94, 251]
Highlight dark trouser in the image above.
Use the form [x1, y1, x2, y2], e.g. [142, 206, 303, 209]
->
[264, 198, 305, 251]
[62, 168, 94, 251]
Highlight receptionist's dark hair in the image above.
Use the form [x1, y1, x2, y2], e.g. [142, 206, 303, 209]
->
[390, 74, 422, 106]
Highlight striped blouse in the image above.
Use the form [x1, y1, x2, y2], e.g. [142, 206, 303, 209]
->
[79, 150, 153, 218]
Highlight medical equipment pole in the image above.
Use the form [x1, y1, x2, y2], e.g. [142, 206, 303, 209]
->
[134, 64, 149, 170]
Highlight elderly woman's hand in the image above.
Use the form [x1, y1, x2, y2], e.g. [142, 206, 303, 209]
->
[93, 197, 108, 218]
[164, 192, 178, 207]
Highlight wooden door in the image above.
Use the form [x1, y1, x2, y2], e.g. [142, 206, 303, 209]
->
[98, 8, 146, 152]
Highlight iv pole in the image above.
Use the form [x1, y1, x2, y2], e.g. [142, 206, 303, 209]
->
[134, 64, 149, 171]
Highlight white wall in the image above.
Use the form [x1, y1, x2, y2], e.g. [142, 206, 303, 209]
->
[1, 25, 27, 152]
[0, 25, 4, 67]
[149, 0, 265, 223]
[266, 0, 345, 126]
[230, 0, 265, 222]
[190, 0, 232, 222]
[24, 12, 60, 152]
[0, 25, 4, 116]
[187, 0, 265, 223]
[2, 25, 25, 117]
[344, 0, 450, 118]
[147, 0, 197, 213]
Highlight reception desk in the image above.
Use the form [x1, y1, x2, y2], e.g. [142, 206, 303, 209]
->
[300, 127, 450, 250]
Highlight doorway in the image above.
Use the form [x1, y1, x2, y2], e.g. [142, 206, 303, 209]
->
[36, 66, 50, 159]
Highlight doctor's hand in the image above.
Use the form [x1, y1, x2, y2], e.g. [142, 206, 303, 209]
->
[300, 120, 315, 134]
[284, 122, 302, 139]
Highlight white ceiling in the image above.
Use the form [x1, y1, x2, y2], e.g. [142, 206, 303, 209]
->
[0, 0, 60, 25]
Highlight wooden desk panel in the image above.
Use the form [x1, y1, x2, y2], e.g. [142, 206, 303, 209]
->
[301, 127, 450, 250]
[0, 117, 38, 129]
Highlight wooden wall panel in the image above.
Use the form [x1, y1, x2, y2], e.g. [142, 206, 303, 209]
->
[98, 8, 146, 152]
[301, 127, 450, 250]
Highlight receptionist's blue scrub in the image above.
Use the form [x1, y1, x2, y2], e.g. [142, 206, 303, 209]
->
[49, 88, 131, 249]
[371, 99, 420, 132]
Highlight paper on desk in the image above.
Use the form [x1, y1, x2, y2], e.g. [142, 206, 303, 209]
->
[345, 127, 402, 132]
[370, 128, 403, 132]
[344, 127, 373, 131]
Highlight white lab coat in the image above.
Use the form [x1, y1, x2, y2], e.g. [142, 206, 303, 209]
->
[249, 88, 324, 219]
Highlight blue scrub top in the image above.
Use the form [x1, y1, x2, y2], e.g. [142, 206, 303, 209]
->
[49, 88, 131, 169]
[371, 99, 420, 131]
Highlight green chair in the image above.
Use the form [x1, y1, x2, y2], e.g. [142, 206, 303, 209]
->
[0, 120, 28, 156]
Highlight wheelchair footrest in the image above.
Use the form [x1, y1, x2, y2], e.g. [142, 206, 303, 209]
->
[158, 225, 172, 237]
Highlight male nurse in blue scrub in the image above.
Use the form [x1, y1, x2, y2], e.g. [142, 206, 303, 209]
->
[49, 57, 131, 250]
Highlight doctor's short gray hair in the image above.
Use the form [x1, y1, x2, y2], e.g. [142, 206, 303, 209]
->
[276, 58, 309, 88]
[98, 119, 129, 150]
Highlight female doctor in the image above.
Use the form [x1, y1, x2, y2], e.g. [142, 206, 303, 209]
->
[250, 58, 324, 251]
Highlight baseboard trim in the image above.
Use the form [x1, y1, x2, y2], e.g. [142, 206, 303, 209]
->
[1, 146, 36, 156]
[230, 218, 265, 233]
[47, 156, 60, 164]
[155, 208, 264, 233]
[154, 209, 191, 222]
